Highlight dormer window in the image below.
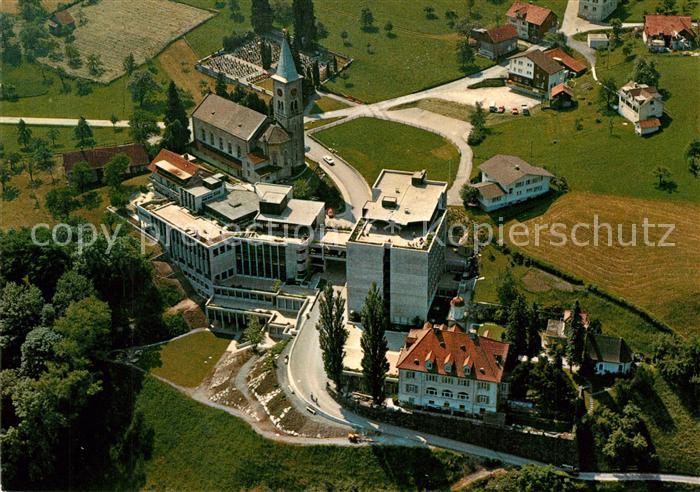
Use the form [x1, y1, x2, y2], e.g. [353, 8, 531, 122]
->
[425, 360, 433, 370]
[444, 362, 452, 373]
[464, 365, 471, 375]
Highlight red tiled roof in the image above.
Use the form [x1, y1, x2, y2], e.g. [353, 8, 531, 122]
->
[551, 83, 574, 98]
[506, 1, 555, 25]
[545, 48, 587, 74]
[644, 15, 695, 38]
[638, 117, 662, 129]
[396, 323, 510, 383]
[148, 149, 199, 176]
[63, 143, 148, 173]
[563, 309, 589, 327]
[53, 10, 75, 26]
[486, 24, 518, 43]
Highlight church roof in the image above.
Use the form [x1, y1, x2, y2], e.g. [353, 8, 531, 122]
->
[273, 35, 301, 83]
[191, 94, 268, 141]
[262, 123, 290, 145]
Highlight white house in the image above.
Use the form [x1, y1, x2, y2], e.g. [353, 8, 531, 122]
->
[585, 335, 633, 375]
[472, 155, 553, 211]
[396, 323, 510, 415]
[578, 0, 618, 22]
[617, 81, 664, 135]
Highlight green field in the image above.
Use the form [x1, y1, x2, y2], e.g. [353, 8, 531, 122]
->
[473, 55, 700, 203]
[142, 330, 231, 388]
[309, 95, 351, 114]
[473, 246, 663, 354]
[180, 0, 252, 57]
[314, 117, 460, 186]
[0, 124, 133, 155]
[134, 374, 471, 489]
[609, 0, 700, 21]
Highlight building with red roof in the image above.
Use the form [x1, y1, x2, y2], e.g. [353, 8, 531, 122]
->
[506, 1, 558, 42]
[544, 48, 587, 76]
[396, 323, 511, 414]
[48, 9, 75, 35]
[471, 24, 518, 60]
[62, 143, 148, 183]
[643, 15, 695, 51]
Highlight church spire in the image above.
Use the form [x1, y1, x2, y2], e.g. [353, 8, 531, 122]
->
[273, 31, 301, 83]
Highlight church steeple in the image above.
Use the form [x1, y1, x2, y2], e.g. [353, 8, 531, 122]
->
[272, 33, 301, 84]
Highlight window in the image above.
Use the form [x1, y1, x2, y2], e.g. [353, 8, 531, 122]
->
[477, 395, 490, 404]
[463, 365, 471, 375]
[440, 376, 453, 385]
[228, 142, 232, 154]
[458, 392, 469, 400]
[444, 363, 452, 373]
[441, 389, 453, 398]
[405, 384, 418, 394]
[404, 371, 416, 379]
[219, 137, 223, 150]
[209, 132, 214, 144]
[200, 128, 205, 140]
[477, 382, 489, 391]
[426, 387, 437, 396]
[425, 360, 433, 370]
[237, 146, 241, 157]
[457, 379, 469, 387]
[426, 374, 438, 382]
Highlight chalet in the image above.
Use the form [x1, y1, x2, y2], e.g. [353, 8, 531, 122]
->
[471, 24, 518, 60]
[506, 2, 558, 42]
[585, 335, 633, 375]
[48, 10, 75, 36]
[617, 81, 664, 135]
[472, 154, 553, 211]
[578, 0, 618, 22]
[396, 323, 511, 415]
[541, 310, 589, 350]
[643, 15, 695, 51]
[63, 143, 148, 183]
[507, 49, 566, 99]
[550, 83, 574, 108]
[544, 48, 587, 77]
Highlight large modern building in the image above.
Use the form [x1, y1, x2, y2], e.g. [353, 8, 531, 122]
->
[191, 36, 304, 182]
[396, 323, 511, 414]
[472, 155, 553, 211]
[346, 170, 447, 326]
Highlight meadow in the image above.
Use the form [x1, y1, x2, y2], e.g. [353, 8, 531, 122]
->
[314, 117, 460, 186]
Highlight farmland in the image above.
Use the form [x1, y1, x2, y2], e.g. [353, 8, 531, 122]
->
[157, 39, 220, 105]
[314, 117, 460, 186]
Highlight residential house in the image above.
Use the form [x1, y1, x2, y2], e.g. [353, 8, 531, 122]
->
[544, 48, 587, 77]
[471, 24, 518, 60]
[472, 154, 553, 211]
[191, 36, 304, 183]
[617, 81, 664, 135]
[507, 49, 567, 99]
[541, 309, 590, 350]
[506, 2, 558, 42]
[578, 0, 618, 22]
[550, 83, 574, 108]
[585, 335, 633, 375]
[643, 15, 695, 51]
[347, 170, 447, 325]
[587, 33, 610, 49]
[62, 143, 148, 183]
[396, 323, 511, 415]
[48, 10, 75, 35]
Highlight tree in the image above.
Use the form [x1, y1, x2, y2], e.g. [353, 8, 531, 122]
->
[544, 31, 570, 53]
[588, 318, 603, 335]
[164, 81, 190, 137]
[20, 327, 61, 378]
[31, 138, 56, 182]
[424, 5, 436, 19]
[340, 30, 349, 45]
[244, 316, 263, 352]
[622, 42, 633, 59]
[17, 119, 32, 150]
[45, 186, 79, 220]
[260, 41, 272, 69]
[312, 60, 321, 88]
[610, 18, 623, 40]
[52, 270, 97, 316]
[470, 101, 486, 129]
[74, 116, 95, 150]
[103, 153, 130, 190]
[384, 20, 394, 36]
[456, 38, 475, 69]
[215, 72, 228, 98]
[529, 356, 577, 419]
[293, 178, 311, 199]
[565, 300, 585, 366]
[630, 58, 660, 87]
[0, 161, 11, 195]
[46, 127, 60, 147]
[685, 139, 700, 177]
[0, 282, 44, 368]
[242, 91, 268, 114]
[360, 283, 389, 405]
[497, 268, 518, 306]
[527, 302, 542, 356]
[19, 0, 47, 22]
[459, 183, 480, 207]
[586, 403, 653, 470]
[360, 7, 374, 30]
[293, 0, 317, 49]
[652, 334, 700, 394]
[598, 76, 618, 110]
[54, 297, 111, 364]
[129, 110, 160, 144]
[229, 0, 244, 21]
[652, 166, 671, 187]
[65, 42, 82, 68]
[86, 53, 103, 76]
[128, 70, 159, 107]
[251, 0, 274, 34]
[161, 119, 189, 154]
[316, 285, 348, 390]
[506, 294, 529, 356]
[70, 161, 93, 192]
[123, 52, 136, 76]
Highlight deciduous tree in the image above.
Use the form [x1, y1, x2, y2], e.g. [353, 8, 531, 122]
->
[128, 70, 159, 107]
[74, 116, 95, 150]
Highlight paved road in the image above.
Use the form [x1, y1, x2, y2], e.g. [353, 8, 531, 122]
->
[578, 473, 700, 485]
[0, 116, 166, 129]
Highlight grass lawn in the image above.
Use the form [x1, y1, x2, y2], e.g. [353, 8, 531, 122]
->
[142, 330, 231, 388]
[314, 117, 460, 186]
[477, 322, 506, 341]
[609, 0, 700, 21]
[389, 97, 528, 125]
[0, 124, 133, 155]
[134, 373, 472, 489]
[474, 245, 664, 355]
[304, 116, 345, 130]
[309, 96, 351, 114]
[179, 0, 252, 58]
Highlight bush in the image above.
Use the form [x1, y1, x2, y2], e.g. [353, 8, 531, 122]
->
[158, 282, 184, 308]
[162, 312, 189, 338]
[467, 126, 486, 145]
[468, 78, 505, 89]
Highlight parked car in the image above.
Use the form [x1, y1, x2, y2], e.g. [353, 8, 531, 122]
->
[326, 208, 335, 218]
[521, 104, 530, 115]
[323, 155, 335, 165]
[511, 107, 519, 115]
[489, 101, 498, 112]
[497, 105, 505, 113]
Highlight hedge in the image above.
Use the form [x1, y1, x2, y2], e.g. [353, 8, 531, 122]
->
[468, 78, 506, 89]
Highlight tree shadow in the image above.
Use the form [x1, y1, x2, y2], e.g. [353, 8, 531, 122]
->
[386, 32, 397, 39]
[655, 179, 678, 193]
[361, 25, 379, 34]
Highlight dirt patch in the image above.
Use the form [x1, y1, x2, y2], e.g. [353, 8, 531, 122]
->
[205, 350, 253, 410]
[158, 38, 219, 105]
[153, 260, 174, 277]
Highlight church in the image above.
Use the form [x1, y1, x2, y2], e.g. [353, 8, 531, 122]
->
[191, 36, 305, 183]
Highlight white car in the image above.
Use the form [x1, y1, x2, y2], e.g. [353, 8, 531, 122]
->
[323, 155, 335, 165]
